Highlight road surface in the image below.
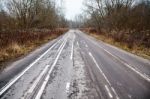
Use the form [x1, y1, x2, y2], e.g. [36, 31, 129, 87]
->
[0, 30, 150, 99]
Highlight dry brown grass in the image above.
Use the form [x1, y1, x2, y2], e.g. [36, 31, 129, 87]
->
[89, 33, 150, 60]
[0, 29, 68, 69]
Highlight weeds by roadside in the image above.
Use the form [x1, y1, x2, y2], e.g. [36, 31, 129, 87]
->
[81, 29, 150, 60]
[0, 29, 68, 70]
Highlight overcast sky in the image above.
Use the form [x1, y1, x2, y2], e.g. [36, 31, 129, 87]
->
[0, 0, 84, 20]
[64, 0, 83, 20]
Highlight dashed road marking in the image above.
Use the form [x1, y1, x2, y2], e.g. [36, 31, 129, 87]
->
[85, 44, 88, 48]
[66, 82, 70, 93]
[89, 52, 119, 99]
[101, 47, 150, 83]
[128, 94, 132, 99]
[70, 37, 74, 60]
[22, 64, 50, 98]
[0, 36, 64, 96]
[70, 34, 75, 60]
[87, 36, 150, 83]
[35, 38, 68, 99]
[105, 85, 113, 98]
[77, 41, 79, 46]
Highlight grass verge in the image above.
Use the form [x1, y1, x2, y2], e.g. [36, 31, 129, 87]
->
[0, 29, 68, 70]
[88, 32, 150, 60]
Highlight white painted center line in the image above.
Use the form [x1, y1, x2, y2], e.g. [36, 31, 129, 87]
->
[0, 37, 64, 96]
[66, 82, 70, 93]
[22, 64, 50, 98]
[70, 41, 74, 60]
[77, 41, 79, 46]
[85, 44, 88, 48]
[35, 38, 68, 99]
[88, 37, 150, 83]
[102, 47, 150, 83]
[105, 85, 113, 98]
[89, 52, 120, 99]
[70, 34, 75, 60]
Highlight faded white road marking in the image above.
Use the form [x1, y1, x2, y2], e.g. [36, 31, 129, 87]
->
[105, 85, 113, 98]
[66, 82, 70, 93]
[88, 37, 150, 83]
[89, 52, 111, 85]
[89, 52, 119, 99]
[22, 64, 50, 98]
[111, 87, 119, 99]
[77, 41, 79, 46]
[128, 94, 132, 99]
[70, 40, 74, 60]
[70, 34, 75, 60]
[35, 38, 67, 99]
[101, 46, 150, 83]
[85, 44, 88, 48]
[0, 36, 65, 96]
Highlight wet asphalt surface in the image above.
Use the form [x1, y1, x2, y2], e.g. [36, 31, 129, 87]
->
[0, 30, 150, 99]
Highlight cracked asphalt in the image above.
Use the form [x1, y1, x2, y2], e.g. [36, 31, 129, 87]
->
[0, 30, 150, 99]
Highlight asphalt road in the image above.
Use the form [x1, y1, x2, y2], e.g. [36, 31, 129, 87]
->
[0, 30, 150, 99]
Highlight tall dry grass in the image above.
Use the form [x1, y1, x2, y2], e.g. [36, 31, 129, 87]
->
[0, 29, 68, 69]
[81, 28, 150, 59]
[91, 33, 150, 59]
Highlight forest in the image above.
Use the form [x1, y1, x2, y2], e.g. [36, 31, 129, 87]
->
[0, 0, 150, 67]
[80, 0, 150, 58]
[0, 0, 68, 67]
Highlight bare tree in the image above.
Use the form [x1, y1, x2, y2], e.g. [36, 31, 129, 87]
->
[0, 0, 67, 30]
[83, 0, 150, 47]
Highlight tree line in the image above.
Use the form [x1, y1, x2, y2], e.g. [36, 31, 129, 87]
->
[0, 0, 69, 65]
[0, 0, 68, 30]
[82, 0, 150, 48]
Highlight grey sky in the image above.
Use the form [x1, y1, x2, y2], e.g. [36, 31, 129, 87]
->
[64, 0, 83, 20]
